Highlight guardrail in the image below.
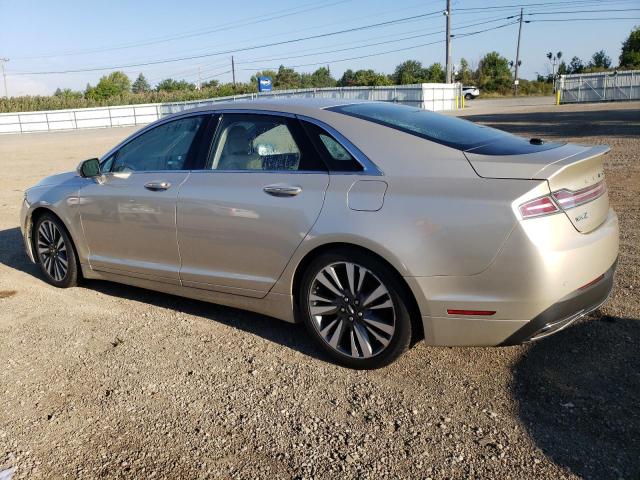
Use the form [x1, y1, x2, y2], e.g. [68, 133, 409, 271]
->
[558, 70, 640, 104]
[0, 83, 463, 134]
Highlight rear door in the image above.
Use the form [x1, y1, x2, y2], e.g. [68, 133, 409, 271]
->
[177, 112, 329, 297]
[79, 114, 211, 283]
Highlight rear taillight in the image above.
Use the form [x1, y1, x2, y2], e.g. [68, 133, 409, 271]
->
[519, 180, 606, 219]
[552, 180, 606, 209]
[519, 196, 559, 218]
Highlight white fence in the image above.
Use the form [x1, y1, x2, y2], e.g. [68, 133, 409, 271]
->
[558, 70, 640, 104]
[0, 83, 462, 134]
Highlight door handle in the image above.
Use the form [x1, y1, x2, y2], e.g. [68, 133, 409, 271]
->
[144, 181, 172, 191]
[263, 184, 302, 197]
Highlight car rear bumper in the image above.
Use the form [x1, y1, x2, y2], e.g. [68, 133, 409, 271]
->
[406, 208, 619, 346]
[500, 258, 615, 345]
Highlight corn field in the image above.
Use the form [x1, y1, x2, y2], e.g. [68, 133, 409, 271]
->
[0, 85, 258, 113]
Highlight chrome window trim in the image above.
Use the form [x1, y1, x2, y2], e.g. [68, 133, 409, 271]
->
[296, 114, 383, 176]
[214, 109, 296, 118]
[187, 170, 328, 176]
[99, 107, 382, 176]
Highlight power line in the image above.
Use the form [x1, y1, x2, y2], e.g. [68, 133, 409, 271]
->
[10, 10, 444, 75]
[456, 0, 636, 11]
[11, 0, 353, 60]
[526, 16, 640, 22]
[236, 16, 514, 67]
[241, 20, 519, 71]
[525, 7, 640, 15]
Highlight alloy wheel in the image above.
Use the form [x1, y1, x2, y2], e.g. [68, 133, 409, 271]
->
[37, 220, 69, 282]
[307, 262, 396, 359]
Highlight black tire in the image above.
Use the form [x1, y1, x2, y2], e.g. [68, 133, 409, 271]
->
[298, 249, 412, 369]
[33, 212, 80, 288]
[465, 93, 473, 100]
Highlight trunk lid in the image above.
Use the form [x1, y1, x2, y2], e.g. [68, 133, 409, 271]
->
[465, 143, 610, 233]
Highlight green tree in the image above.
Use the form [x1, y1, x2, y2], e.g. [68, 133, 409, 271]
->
[156, 78, 196, 92]
[568, 56, 585, 74]
[557, 61, 568, 75]
[619, 26, 640, 68]
[476, 51, 512, 92]
[456, 58, 474, 85]
[588, 50, 612, 70]
[200, 79, 220, 89]
[87, 71, 131, 100]
[132, 73, 151, 93]
[300, 67, 336, 88]
[337, 69, 390, 86]
[424, 63, 445, 83]
[274, 65, 301, 89]
[392, 60, 426, 84]
[54, 88, 82, 99]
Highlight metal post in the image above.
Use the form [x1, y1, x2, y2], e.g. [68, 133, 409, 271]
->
[514, 8, 523, 95]
[0, 58, 9, 98]
[231, 56, 236, 87]
[445, 0, 452, 83]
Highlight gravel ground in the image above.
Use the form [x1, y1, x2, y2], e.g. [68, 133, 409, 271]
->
[0, 101, 638, 479]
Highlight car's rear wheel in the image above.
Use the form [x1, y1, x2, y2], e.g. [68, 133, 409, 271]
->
[33, 213, 79, 288]
[465, 93, 473, 100]
[299, 250, 412, 369]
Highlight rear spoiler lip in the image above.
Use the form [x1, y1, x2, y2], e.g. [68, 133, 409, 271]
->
[464, 143, 610, 181]
[533, 144, 610, 179]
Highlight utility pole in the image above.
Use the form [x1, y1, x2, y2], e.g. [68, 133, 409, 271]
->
[445, 0, 452, 83]
[231, 56, 236, 87]
[514, 8, 523, 95]
[197, 66, 202, 90]
[0, 58, 8, 99]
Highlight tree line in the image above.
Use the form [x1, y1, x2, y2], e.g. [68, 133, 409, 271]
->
[2, 26, 638, 113]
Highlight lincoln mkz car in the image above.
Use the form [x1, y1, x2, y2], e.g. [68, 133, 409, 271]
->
[20, 99, 618, 368]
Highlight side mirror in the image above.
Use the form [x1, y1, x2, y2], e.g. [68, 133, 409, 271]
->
[77, 158, 101, 178]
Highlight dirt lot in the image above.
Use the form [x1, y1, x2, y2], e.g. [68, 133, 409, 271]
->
[0, 101, 638, 480]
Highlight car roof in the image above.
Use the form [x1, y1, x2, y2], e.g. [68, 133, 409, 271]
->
[164, 97, 367, 118]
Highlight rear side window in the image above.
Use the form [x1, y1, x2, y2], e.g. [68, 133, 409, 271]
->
[208, 114, 325, 172]
[301, 121, 363, 172]
[328, 103, 541, 153]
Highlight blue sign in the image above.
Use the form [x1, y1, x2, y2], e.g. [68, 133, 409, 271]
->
[258, 76, 273, 92]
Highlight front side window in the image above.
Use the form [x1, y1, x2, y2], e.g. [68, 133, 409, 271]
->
[209, 114, 323, 171]
[112, 115, 206, 172]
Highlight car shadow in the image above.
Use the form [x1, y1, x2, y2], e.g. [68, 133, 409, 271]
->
[462, 108, 640, 139]
[0, 226, 325, 362]
[512, 313, 640, 479]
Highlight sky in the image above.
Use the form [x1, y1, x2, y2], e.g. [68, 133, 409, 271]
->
[0, 0, 638, 96]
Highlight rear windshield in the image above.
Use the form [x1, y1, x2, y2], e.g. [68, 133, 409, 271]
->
[327, 102, 560, 154]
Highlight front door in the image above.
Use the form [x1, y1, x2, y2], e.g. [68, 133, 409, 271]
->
[177, 113, 329, 297]
[79, 114, 210, 283]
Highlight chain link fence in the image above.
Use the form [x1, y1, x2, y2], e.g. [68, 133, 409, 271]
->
[0, 83, 463, 134]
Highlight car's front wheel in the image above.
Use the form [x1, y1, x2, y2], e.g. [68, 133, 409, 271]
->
[33, 213, 79, 288]
[465, 93, 473, 100]
[299, 250, 412, 369]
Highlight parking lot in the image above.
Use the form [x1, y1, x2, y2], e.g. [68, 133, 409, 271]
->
[0, 100, 639, 479]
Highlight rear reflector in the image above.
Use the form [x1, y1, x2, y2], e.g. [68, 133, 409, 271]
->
[447, 309, 496, 316]
[552, 180, 606, 210]
[519, 196, 559, 219]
